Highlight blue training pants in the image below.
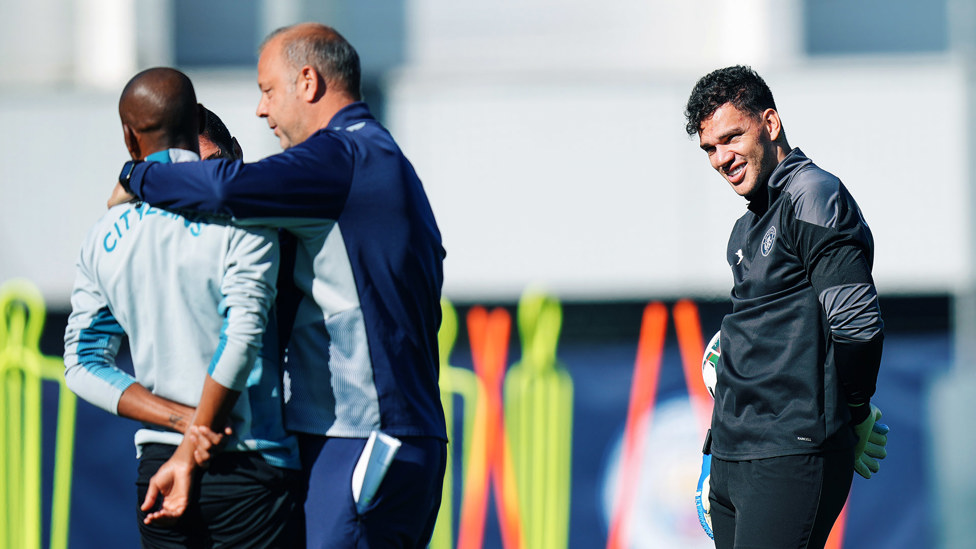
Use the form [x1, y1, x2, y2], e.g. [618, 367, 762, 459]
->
[299, 434, 447, 549]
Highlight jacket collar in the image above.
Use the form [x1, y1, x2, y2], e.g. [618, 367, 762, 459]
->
[329, 102, 375, 130]
[147, 148, 200, 164]
[305, 102, 375, 140]
[748, 147, 811, 215]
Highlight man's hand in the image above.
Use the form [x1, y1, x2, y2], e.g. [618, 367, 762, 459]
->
[141, 443, 196, 525]
[187, 424, 233, 467]
[108, 182, 137, 208]
[696, 453, 713, 539]
[852, 404, 889, 479]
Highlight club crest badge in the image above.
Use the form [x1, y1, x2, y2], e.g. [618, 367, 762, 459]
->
[761, 226, 776, 256]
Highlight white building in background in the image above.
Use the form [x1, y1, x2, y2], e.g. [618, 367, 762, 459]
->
[0, 0, 965, 304]
[390, 0, 966, 302]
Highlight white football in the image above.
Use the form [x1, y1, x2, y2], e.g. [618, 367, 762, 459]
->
[701, 331, 720, 399]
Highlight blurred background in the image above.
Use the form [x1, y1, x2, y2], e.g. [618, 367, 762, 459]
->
[1, 0, 973, 548]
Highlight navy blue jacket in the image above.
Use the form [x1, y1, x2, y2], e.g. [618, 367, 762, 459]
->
[126, 102, 447, 440]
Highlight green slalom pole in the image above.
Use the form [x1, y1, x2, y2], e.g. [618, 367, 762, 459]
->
[0, 279, 77, 549]
[1, 282, 40, 549]
[431, 298, 484, 549]
[504, 289, 574, 549]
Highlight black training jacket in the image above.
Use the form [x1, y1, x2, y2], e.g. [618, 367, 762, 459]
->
[712, 148, 884, 461]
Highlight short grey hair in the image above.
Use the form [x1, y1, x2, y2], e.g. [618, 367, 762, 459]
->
[261, 24, 362, 100]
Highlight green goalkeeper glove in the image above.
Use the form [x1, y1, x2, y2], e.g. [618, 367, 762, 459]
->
[852, 404, 888, 479]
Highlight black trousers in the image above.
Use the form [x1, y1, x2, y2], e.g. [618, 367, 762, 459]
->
[136, 443, 303, 549]
[709, 449, 853, 549]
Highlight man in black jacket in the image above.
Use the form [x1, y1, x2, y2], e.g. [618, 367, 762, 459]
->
[685, 65, 887, 549]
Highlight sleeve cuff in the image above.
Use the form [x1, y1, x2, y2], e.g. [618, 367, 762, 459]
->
[848, 402, 871, 424]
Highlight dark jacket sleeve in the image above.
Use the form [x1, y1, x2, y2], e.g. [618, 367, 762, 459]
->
[788, 169, 884, 418]
[128, 131, 355, 220]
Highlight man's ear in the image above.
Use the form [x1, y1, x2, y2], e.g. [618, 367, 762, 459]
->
[298, 66, 326, 102]
[762, 108, 783, 142]
[122, 123, 141, 160]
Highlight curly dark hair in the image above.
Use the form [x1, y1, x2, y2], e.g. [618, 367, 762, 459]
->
[200, 107, 239, 160]
[684, 65, 776, 136]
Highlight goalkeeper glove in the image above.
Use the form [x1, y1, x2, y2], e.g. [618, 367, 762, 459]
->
[695, 435, 713, 539]
[852, 404, 889, 479]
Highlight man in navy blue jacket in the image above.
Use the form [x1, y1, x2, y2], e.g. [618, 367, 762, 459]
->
[116, 23, 447, 548]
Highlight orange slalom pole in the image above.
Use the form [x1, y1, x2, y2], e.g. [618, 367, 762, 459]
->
[457, 307, 496, 549]
[485, 309, 523, 549]
[457, 307, 524, 549]
[456, 389, 489, 549]
[605, 302, 668, 549]
[672, 300, 713, 433]
[825, 503, 848, 549]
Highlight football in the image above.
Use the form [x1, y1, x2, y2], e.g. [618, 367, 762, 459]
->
[702, 331, 720, 398]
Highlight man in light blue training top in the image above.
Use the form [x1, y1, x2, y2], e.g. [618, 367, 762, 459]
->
[113, 24, 447, 548]
[64, 67, 301, 548]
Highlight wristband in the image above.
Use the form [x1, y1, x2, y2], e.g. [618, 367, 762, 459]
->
[119, 160, 143, 194]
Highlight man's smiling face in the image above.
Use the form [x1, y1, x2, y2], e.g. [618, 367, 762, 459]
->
[698, 103, 780, 199]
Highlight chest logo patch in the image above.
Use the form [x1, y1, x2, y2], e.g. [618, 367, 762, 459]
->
[761, 225, 777, 256]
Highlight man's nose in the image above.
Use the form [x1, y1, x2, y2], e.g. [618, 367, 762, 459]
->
[715, 146, 734, 168]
